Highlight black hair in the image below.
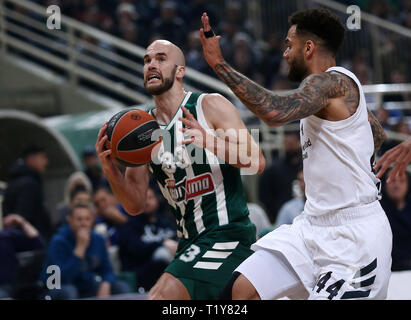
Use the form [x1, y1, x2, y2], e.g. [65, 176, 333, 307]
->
[289, 8, 345, 56]
[93, 185, 113, 196]
[82, 145, 97, 158]
[69, 185, 89, 201]
[22, 144, 46, 159]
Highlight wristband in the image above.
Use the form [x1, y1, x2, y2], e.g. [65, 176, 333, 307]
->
[204, 29, 215, 38]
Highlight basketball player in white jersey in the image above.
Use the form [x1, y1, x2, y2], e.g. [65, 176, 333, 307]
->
[200, 9, 393, 300]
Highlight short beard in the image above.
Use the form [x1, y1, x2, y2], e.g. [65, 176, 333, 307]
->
[145, 65, 177, 96]
[287, 55, 308, 82]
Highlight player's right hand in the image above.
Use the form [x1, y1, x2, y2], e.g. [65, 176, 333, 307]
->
[200, 12, 224, 70]
[95, 122, 117, 173]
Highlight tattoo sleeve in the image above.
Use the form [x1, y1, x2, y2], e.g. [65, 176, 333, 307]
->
[367, 108, 386, 154]
[214, 62, 350, 126]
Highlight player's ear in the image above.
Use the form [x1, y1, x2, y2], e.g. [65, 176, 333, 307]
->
[176, 65, 186, 79]
[304, 40, 315, 58]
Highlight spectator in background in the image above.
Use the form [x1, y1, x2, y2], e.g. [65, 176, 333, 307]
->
[135, 0, 161, 28]
[400, 0, 411, 25]
[352, 60, 373, 85]
[55, 185, 93, 229]
[180, 0, 219, 31]
[258, 132, 302, 223]
[223, 0, 253, 36]
[82, 146, 109, 192]
[3, 145, 53, 241]
[40, 203, 130, 299]
[62, 171, 93, 208]
[116, 3, 146, 47]
[118, 188, 177, 292]
[375, 107, 391, 131]
[185, 30, 211, 75]
[368, 0, 397, 22]
[76, 1, 105, 29]
[93, 186, 128, 247]
[0, 214, 45, 299]
[392, 120, 411, 136]
[55, 171, 93, 228]
[232, 32, 261, 80]
[151, 1, 186, 48]
[384, 69, 410, 102]
[258, 167, 305, 239]
[259, 32, 284, 87]
[275, 166, 306, 227]
[246, 203, 271, 240]
[380, 170, 411, 271]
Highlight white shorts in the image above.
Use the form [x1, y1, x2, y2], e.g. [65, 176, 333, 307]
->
[235, 201, 393, 300]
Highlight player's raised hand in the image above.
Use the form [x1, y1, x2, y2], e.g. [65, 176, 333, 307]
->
[200, 12, 224, 70]
[179, 106, 208, 148]
[374, 137, 411, 183]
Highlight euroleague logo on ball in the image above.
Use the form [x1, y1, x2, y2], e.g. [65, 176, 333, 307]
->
[106, 109, 162, 166]
[131, 114, 141, 121]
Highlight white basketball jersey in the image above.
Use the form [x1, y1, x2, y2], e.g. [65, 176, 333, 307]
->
[300, 66, 381, 216]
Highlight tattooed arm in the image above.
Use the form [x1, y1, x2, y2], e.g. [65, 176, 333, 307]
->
[367, 108, 386, 154]
[213, 62, 351, 126]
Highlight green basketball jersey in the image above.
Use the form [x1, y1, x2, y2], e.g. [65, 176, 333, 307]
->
[148, 92, 253, 244]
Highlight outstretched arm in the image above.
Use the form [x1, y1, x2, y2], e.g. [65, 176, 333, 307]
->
[200, 14, 349, 126]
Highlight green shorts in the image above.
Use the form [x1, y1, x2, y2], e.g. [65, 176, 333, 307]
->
[164, 224, 256, 300]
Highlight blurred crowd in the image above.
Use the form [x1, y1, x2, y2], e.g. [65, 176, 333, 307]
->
[24, 0, 410, 91]
[3, 0, 405, 112]
[0, 144, 180, 299]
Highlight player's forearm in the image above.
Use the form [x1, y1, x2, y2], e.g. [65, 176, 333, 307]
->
[213, 63, 347, 127]
[213, 61, 284, 125]
[105, 168, 147, 215]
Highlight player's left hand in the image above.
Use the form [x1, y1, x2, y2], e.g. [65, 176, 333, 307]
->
[374, 138, 411, 183]
[179, 106, 209, 149]
[200, 12, 224, 70]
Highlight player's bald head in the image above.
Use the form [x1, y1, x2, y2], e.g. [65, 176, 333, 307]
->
[146, 40, 185, 66]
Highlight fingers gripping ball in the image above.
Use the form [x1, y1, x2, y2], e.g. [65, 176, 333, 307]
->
[105, 109, 162, 166]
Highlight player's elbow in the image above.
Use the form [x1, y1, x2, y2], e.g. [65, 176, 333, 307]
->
[257, 155, 266, 175]
[261, 117, 284, 127]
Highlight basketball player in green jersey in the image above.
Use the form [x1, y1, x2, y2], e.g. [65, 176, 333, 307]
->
[95, 39, 265, 299]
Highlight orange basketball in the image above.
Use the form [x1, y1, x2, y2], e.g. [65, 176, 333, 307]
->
[105, 109, 162, 166]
